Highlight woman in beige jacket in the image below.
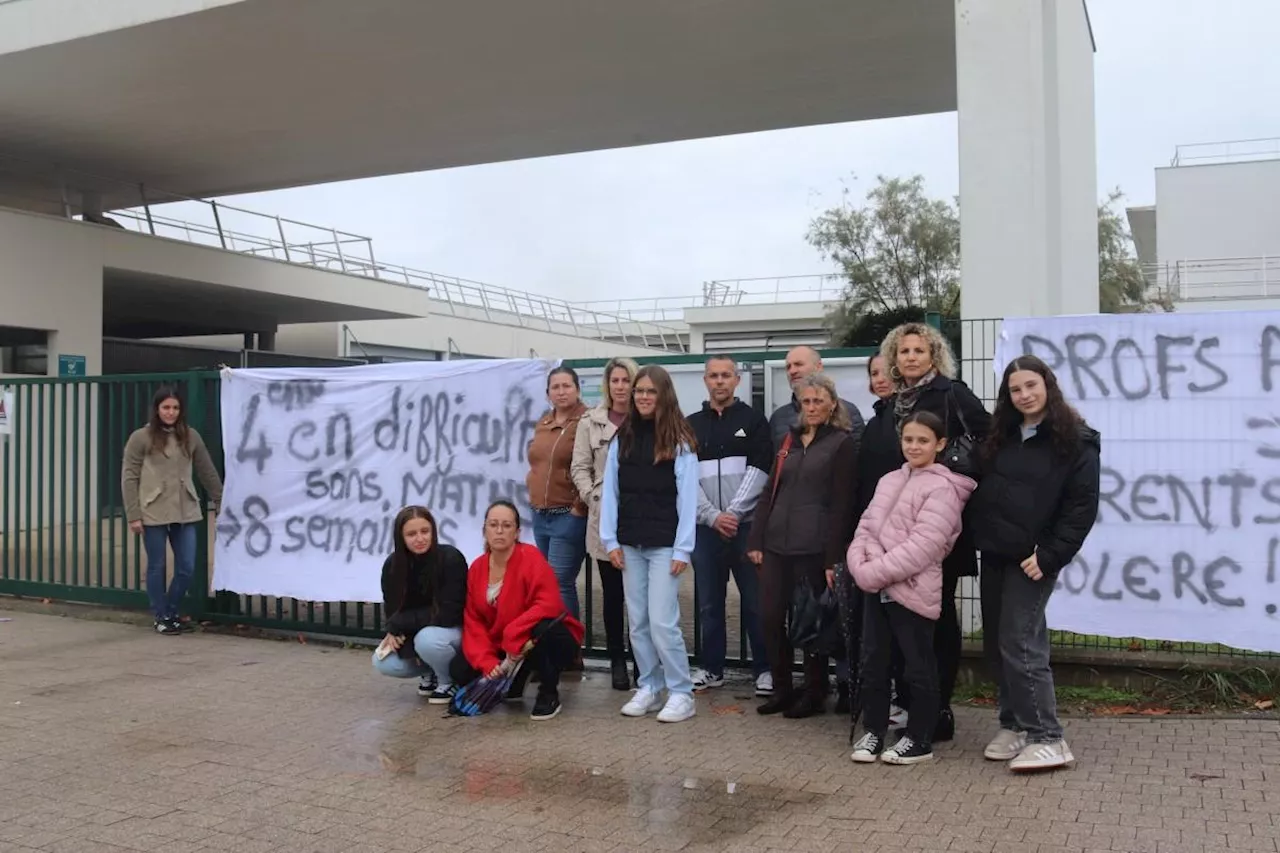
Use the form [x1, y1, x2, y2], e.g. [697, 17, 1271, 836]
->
[121, 386, 223, 635]
[570, 356, 638, 690]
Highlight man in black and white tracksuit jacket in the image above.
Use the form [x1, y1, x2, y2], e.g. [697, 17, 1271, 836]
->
[686, 356, 775, 696]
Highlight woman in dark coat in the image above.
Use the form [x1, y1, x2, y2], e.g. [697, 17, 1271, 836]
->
[372, 505, 470, 704]
[856, 322, 991, 741]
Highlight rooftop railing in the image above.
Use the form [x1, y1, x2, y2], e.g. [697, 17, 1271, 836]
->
[1170, 137, 1280, 167]
[1144, 255, 1280, 302]
[576, 274, 846, 322]
[0, 152, 688, 352]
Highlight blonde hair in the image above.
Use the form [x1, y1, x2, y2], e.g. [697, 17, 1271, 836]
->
[880, 322, 957, 389]
[794, 374, 851, 431]
[599, 357, 639, 406]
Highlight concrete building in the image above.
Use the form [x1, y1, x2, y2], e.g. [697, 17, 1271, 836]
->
[1, 0, 1098, 378]
[1128, 138, 1280, 313]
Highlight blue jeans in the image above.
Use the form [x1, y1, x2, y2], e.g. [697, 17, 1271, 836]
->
[692, 523, 768, 677]
[142, 523, 197, 621]
[371, 626, 463, 687]
[533, 509, 588, 619]
[621, 545, 692, 696]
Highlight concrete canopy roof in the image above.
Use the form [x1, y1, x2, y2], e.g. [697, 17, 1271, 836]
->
[0, 0, 956, 202]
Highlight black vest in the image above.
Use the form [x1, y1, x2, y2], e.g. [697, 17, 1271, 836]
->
[616, 420, 679, 548]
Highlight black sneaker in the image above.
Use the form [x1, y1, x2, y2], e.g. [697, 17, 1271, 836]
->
[850, 731, 885, 763]
[530, 690, 562, 721]
[881, 735, 933, 765]
[417, 673, 439, 697]
[154, 619, 180, 636]
[426, 685, 457, 706]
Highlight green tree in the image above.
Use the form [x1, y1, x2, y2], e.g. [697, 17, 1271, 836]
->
[807, 175, 960, 345]
[1098, 189, 1173, 314]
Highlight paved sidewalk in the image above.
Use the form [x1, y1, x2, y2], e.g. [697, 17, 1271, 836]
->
[0, 610, 1277, 853]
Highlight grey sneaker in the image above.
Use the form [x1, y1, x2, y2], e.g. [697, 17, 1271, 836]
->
[1009, 739, 1074, 771]
[984, 729, 1027, 761]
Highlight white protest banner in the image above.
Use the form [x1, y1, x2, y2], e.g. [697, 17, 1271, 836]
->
[215, 358, 556, 602]
[0, 387, 11, 435]
[996, 311, 1280, 653]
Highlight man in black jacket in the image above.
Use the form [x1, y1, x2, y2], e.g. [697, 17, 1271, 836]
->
[686, 356, 775, 696]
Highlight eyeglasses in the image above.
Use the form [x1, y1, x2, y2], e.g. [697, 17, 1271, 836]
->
[485, 521, 517, 532]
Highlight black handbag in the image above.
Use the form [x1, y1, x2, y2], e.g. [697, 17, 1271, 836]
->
[941, 386, 981, 480]
[787, 583, 842, 655]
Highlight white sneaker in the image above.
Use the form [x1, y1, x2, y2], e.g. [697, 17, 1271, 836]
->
[656, 692, 697, 723]
[984, 729, 1027, 761]
[691, 668, 724, 691]
[620, 687, 664, 717]
[1009, 739, 1074, 772]
[754, 672, 774, 697]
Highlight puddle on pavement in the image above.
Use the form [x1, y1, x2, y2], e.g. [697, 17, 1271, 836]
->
[333, 714, 823, 847]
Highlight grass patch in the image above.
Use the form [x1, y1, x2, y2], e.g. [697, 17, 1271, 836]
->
[953, 667, 1278, 715]
[964, 628, 1277, 659]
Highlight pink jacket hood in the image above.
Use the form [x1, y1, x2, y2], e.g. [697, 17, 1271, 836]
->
[846, 463, 976, 620]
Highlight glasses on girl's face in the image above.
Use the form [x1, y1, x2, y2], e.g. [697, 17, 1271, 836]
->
[486, 521, 516, 532]
[633, 388, 658, 397]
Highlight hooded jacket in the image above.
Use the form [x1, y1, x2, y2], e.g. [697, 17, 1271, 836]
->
[968, 420, 1101, 577]
[848, 462, 977, 620]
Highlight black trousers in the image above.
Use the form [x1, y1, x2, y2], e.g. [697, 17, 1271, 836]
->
[450, 619, 579, 694]
[894, 572, 961, 712]
[860, 595, 939, 744]
[760, 551, 829, 697]
[595, 558, 629, 658]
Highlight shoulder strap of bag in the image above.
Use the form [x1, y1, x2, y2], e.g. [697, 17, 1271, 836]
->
[947, 384, 973, 437]
[770, 431, 794, 504]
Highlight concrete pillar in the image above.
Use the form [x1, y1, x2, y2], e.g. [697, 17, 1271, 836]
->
[257, 329, 276, 352]
[956, 0, 1098, 390]
[242, 332, 256, 350]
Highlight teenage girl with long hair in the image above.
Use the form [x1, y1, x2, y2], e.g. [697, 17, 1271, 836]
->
[121, 386, 222, 635]
[600, 365, 701, 724]
[968, 355, 1100, 771]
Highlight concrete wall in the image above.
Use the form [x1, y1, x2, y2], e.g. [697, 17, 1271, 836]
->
[0, 207, 104, 378]
[1155, 160, 1280, 262]
[684, 302, 833, 352]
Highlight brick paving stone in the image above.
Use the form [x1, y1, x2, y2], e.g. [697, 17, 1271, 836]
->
[2, 608, 1279, 853]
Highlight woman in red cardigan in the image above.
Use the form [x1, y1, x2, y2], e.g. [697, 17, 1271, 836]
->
[460, 500, 585, 720]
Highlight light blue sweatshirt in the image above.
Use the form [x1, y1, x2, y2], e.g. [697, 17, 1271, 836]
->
[598, 437, 700, 564]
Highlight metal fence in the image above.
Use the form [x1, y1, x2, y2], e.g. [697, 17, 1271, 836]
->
[2, 345, 1274, 665]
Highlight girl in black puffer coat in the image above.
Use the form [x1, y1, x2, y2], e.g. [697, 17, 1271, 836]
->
[967, 355, 1100, 773]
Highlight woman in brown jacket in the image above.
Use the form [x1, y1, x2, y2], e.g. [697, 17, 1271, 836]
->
[747, 374, 857, 718]
[526, 366, 589, 620]
[121, 385, 223, 635]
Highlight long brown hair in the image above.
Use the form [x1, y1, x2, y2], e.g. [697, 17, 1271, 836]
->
[147, 385, 192, 457]
[618, 365, 697, 462]
[983, 355, 1084, 461]
[388, 505, 440, 615]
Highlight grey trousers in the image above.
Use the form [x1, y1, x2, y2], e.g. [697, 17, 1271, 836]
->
[980, 556, 1063, 743]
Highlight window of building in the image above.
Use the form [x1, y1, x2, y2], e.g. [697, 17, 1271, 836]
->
[0, 326, 50, 375]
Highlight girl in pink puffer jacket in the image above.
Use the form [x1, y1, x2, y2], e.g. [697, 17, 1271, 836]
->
[847, 410, 976, 766]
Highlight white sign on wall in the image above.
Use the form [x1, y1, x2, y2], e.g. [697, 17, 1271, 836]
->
[763, 356, 876, 424]
[996, 311, 1280, 654]
[215, 359, 555, 602]
[0, 387, 12, 435]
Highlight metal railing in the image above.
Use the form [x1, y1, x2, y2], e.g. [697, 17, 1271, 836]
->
[1171, 137, 1280, 166]
[576, 274, 846, 322]
[1143, 255, 1280, 302]
[0, 152, 688, 352]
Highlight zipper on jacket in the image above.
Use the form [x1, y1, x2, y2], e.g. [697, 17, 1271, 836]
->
[541, 423, 567, 508]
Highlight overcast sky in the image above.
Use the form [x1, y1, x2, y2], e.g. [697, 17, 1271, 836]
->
[228, 0, 1279, 306]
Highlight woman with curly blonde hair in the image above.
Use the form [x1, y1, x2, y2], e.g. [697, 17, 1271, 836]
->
[854, 321, 991, 744]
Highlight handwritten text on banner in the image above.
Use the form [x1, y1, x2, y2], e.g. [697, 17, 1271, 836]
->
[996, 311, 1280, 653]
[215, 359, 555, 602]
